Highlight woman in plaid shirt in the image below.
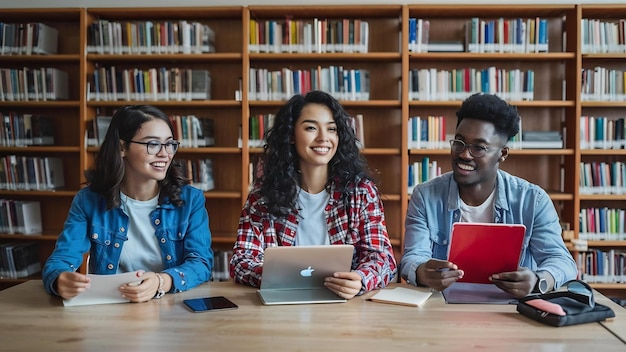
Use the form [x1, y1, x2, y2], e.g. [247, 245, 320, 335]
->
[230, 90, 397, 299]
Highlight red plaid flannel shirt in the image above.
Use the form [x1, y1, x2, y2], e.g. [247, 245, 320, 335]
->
[230, 178, 397, 294]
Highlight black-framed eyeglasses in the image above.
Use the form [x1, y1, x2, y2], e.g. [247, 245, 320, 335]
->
[128, 140, 180, 155]
[556, 280, 595, 308]
[449, 139, 502, 158]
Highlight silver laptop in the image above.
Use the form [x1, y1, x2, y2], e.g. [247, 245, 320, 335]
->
[257, 245, 354, 305]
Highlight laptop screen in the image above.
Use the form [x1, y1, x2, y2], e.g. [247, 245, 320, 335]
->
[260, 245, 354, 290]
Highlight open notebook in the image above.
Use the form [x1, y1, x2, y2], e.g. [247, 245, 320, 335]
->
[257, 245, 354, 305]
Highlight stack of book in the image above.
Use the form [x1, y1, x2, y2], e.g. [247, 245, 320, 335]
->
[0, 241, 41, 279]
[0, 113, 55, 147]
[87, 67, 211, 102]
[0, 22, 59, 55]
[520, 130, 563, 149]
[211, 249, 232, 281]
[87, 19, 215, 54]
[180, 159, 214, 191]
[0, 156, 65, 190]
[0, 200, 42, 234]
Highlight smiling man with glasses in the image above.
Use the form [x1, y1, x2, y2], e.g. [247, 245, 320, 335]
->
[401, 93, 577, 299]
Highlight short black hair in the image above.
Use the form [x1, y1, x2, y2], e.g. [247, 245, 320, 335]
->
[456, 93, 520, 139]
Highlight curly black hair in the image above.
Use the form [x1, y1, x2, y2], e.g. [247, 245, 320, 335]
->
[456, 93, 520, 139]
[258, 90, 372, 218]
[85, 105, 188, 210]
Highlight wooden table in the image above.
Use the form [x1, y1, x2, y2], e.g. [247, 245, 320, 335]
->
[1, 281, 624, 351]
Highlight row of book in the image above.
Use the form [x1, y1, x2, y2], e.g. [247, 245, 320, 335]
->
[465, 17, 548, 54]
[0, 156, 65, 191]
[579, 207, 626, 241]
[581, 18, 626, 54]
[407, 156, 442, 194]
[581, 67, 626, 102]
[249, 18, 369, 54]
[408, 67, 535, 102]
[511, 131, 563, 149]
[0, 22, 58, 55]
[87, 19, 215, 55]
[248, 113, 275, 148]
[0, 200, 41, 235]
[87, 67, 211, 102]
[179, 159, 214, 192]
[579, 161, 626, 195]
[86, 114, 215, 148]
[408, 116, 562, 150]
[248, 66, 370, 101]
[0, 113, 54, 147]
[0, 241, 40, 279]
[0, 67, 69, 101]
[211, 250, 233, 282]
[577, 249, 626, 284]
[408, 18, 459, 53]
[580, 116, 625, 150]
[408, 115, 448, 150]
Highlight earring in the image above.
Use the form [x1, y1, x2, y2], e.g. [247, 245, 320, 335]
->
[499, 157, 505, 162]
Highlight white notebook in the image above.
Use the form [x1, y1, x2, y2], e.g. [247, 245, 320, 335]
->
[369, 286, 433, 307]
[63, 271, 142, 307]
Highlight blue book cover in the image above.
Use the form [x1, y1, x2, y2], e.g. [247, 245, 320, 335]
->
[409, 18, 417, 45]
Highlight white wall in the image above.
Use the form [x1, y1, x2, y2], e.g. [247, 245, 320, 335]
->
[0, 0, 624, 8]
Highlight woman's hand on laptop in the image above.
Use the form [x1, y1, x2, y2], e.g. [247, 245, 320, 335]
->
[324, 272, 362, 299]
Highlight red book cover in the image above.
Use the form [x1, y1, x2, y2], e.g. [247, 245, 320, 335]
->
[448, 222, 525, 284]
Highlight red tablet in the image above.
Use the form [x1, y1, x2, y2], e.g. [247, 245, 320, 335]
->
[448, 222, 526, 284]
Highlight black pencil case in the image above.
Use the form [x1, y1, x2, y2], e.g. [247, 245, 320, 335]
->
[516, 280, 615, 327]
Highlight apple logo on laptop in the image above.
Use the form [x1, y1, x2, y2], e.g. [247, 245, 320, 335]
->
[300, 266, 315, 277]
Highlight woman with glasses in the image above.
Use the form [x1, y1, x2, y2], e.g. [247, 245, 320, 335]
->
[43, 105, 213, 302]
[401, 93, 577, 298]
[229, 90, 397, 299]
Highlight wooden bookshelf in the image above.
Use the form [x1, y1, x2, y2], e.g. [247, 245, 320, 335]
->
[0, 8, 82, 290]
[0, 4, 624, 297]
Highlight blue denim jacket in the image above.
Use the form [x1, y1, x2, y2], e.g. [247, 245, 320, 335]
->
[401, 170, 577, 288]
[43, 185, 213, 295]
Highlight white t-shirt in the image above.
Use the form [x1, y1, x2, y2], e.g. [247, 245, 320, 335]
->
[295, 188, 331, 246]
[459, 188, 496, 223]
[117, 192, 163, 273]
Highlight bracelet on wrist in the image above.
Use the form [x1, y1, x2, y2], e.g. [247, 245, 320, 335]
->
[154, 273, 165, 299]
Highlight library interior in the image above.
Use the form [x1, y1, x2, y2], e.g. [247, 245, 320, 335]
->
[0, 2, 626, 350]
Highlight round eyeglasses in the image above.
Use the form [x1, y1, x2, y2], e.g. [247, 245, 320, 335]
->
[128, 140, 180, 155]
[449, 139, 501, 158]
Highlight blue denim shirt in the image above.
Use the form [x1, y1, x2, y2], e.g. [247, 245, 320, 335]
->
[43, 185, 213, 295]
[401, 170, 577, 288]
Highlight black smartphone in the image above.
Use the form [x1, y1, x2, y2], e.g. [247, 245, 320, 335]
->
[183, 296, 238, 313]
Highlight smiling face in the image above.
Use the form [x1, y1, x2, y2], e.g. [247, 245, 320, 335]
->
[293, 103, 338, 175]
[451, 118, 508, 199]
[122, 118, 175, 187]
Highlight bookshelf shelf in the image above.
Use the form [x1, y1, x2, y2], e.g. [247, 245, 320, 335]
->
[249, 53, 401, 61]
[0, 101, 81, 108]
[204, 191, 241, 199]
[87, 53, 243, 61]
[0, 233, 58, 241]
[0, 4, 625, 295]
[0, 54, 81, 63]
[587, 241, 626, 248]
[87, 101, 242, 108]
[581, 150, 626, 156]
[408, 53, 576, 60]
